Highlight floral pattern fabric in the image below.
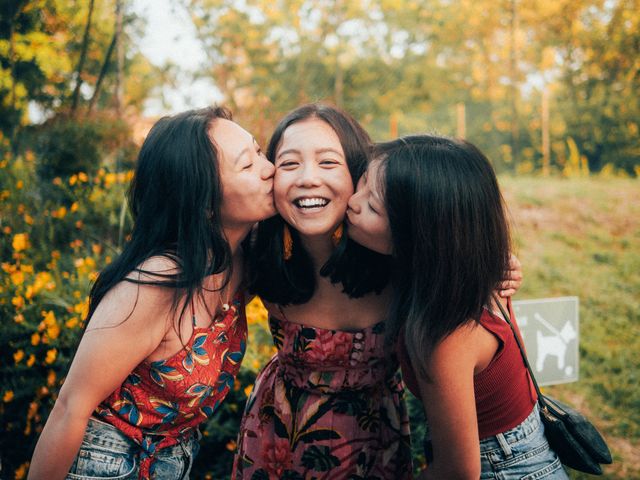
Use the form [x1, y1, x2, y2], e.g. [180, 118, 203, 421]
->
[233, 316, 413, 480]
[95, 292, 247, 479]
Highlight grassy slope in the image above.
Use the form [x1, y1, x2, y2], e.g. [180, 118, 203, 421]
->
[500, 177, 640, 479]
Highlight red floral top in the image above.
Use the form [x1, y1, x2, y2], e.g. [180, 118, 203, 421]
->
[95, 291, 246, 479]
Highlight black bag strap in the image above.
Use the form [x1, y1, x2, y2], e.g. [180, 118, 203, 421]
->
[491, 295, 548, 408]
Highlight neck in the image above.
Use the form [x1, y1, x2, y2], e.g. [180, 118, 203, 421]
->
[223, 224, 252, 255]
[300, 234, 334, 272]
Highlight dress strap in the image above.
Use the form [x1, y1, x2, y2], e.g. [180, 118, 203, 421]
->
[190, 297, 196, 327]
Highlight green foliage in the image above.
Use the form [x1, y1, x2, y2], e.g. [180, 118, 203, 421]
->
[33, 114, 137, 186]
[184, 0, 639, 176]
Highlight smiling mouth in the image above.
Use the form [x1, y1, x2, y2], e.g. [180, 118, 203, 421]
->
[293, 197, 330, 209]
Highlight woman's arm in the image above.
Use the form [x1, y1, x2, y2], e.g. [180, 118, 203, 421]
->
[415, 325, 487, 480]
[28, 278, 173, 480]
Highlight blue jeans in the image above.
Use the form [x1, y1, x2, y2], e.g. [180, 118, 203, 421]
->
[66, 417, 200, 480]
[479, 404, 569, 479]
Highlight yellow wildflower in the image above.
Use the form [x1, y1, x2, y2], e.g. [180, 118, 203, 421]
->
[26, 354, 35, 367]
[51, 250, 61, 259]
[10, 270, 24, 286]
[74, 300, 89, 318]
[226, 439, 237, 451]
[2, 262, 15, 273]
[25, 285, 34, 299]
[16, 180, 23, 189]
[52, 206, 67, 219]
[31, 332, 40, 346]
[14, 313, 25, 323]
[244, 385, 253, 397]
[20, 264, 33, 273]
[12, 295, 24, 309]
[105, 172, 117, 187]
[27, 401, 38, 419]
[47, 370, 57, 386]
[3, 225, 11, 234]
[71, 201, 79, 212]
[3, 390, 14, 402]
[14, 349, 25, 363]
[45, 348, 57, 364]
[43, 311, 60, 339]
[53, 177, 62, 185]
[75, 220, 84, 229]
[69, 174, 78, 185]
[12, 233, 29, 252]
[24, 214, 34, 225]
[43, 310, 56, 326]
[92, 243, 102, 255]
[66, 316, 79, 329]
[15, 462, 29, 480]
[25, 150, 35, 162]
[78, 172, 89, 182]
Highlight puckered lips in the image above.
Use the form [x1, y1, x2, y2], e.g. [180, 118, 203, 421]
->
[292, 196, 330, 213]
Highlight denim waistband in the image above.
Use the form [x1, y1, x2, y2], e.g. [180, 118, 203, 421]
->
[85, 417, 199, 458]
[479, 404, 540, 451]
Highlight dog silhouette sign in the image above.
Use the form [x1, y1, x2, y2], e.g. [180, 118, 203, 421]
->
[512, 297, 580, 386]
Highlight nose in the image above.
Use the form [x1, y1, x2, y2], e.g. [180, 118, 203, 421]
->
[260, 158, 275, 180]
[295, 162, 321, 187]
[347, 191, 362, 214]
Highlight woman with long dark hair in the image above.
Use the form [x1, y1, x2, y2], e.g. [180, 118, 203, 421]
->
[29, 107, 276, 480]
[232, 103, 413, 479]
[346, 135, 567, 479]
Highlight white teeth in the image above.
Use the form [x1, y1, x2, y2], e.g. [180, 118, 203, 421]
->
[296, 198, 328, 208]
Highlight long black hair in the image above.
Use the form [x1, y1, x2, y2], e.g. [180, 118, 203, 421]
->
[377, 135, 511, 373]
[248, 103, 391, 305]
[86, 106, 234, 334]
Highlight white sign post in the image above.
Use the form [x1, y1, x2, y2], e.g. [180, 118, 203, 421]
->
[512, 297, 579, 386]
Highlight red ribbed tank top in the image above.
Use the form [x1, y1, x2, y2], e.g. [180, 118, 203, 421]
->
[398, 300, 537, 439]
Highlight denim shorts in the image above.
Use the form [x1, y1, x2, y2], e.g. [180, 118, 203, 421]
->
[66, 417, 200, 480]
[479, 404, 569, 480]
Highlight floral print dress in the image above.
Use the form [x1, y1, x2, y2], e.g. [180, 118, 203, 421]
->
[232, 314, 412, 480]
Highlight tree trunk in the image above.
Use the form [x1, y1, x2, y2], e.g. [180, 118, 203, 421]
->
[115, 0, 124, 114]
[87, 30, 118, 114]
[71, 0, 96, 115]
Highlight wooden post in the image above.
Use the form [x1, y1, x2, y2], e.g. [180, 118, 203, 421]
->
[509, 0, 519, 171]
[456, 102, 466, 139]
[541, 87, 550, 176]
[390, 112, 398, 139]
[115, 0, 124, 114]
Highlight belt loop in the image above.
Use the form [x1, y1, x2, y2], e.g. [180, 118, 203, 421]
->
[496, 432, 513, 458]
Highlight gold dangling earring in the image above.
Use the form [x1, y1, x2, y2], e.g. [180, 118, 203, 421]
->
[331, 224, 343, 247]
[283, 224, 293, 260]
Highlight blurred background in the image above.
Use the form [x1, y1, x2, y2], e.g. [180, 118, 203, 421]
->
[0, 1, 638, 478]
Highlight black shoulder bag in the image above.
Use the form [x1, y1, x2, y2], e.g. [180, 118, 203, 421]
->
[493, 297, 613, 475]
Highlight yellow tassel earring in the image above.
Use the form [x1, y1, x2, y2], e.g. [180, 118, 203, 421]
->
[283, 224, 293, 260]
[331, 224, 343, 247]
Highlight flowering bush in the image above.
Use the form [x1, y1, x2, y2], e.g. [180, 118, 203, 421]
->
[0, 142, 276, 479]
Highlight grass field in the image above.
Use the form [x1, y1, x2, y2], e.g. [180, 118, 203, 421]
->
[498, 177, 639, 479]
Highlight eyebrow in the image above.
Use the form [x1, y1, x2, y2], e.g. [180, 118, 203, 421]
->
[276, 147, 344, 160]
[234, 148, 250, 164]
[234, 138, 258, 164]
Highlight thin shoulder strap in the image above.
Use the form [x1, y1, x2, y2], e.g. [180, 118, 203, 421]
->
[190, 296, 196, 327]
[492, 295, 545, 403]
